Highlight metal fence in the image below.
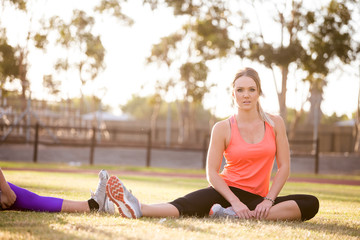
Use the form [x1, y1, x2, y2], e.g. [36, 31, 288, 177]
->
[0, 123, 320, 173]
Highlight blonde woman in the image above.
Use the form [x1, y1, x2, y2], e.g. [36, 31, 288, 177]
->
[106, 67, 319, 221]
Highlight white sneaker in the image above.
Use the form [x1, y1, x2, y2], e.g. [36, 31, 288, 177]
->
[209, 204, 237, 218]
[106, 175, 142, 218]
[103, 197, 115, 214]
[91, 169, 114, 213]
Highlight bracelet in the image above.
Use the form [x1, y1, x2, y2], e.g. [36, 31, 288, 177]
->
[264, 197, 275, 205]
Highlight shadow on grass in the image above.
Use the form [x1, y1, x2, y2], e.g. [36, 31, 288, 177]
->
[0, 211, 85, 240]
[0, 211, 135, 240]
[139, 217, 218, 235]
[296, 221, 360, 238]
[139, 216, 359, 238]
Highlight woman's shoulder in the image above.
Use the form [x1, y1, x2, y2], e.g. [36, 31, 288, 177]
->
[213, 118, 230, 129]
[212, 117, 232, 134]
[267, 113, 286, 132]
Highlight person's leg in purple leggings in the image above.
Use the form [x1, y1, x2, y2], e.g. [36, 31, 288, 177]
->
[7, 182, 91, 212]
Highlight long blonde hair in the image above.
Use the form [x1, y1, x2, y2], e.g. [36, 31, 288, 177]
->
[233, 67, 274, 127]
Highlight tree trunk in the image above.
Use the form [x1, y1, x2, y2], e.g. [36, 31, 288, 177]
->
[354, 122, 360, 152]
[150, 101, 161, 142]
[183, 100, 190, 143]
[288, 108, 304, 140]
[278, 66, 289, 121]
[18, 50, 28, 112]
[176, 100, 184, 144]
[354, 74, 360, 152]
[307, 86, 323, 126]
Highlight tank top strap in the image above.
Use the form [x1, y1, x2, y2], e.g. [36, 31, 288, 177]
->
[229, 115, 236, 126]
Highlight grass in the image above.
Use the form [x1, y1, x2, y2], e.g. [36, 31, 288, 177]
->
[0, 163, 360, 240]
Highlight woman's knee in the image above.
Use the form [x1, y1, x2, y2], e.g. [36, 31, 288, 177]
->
[299, 195, 319, 221]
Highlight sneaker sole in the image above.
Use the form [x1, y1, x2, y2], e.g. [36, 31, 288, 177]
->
[106, 176, 137, 218]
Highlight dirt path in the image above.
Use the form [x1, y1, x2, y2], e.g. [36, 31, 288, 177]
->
[3, 167, 360, 186]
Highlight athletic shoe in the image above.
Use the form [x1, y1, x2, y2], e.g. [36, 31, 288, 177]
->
[209, 204, 237, 218]
[91, 169, 114, 213]
[103, 197, 115, 214]
[106, 175, 142, 218]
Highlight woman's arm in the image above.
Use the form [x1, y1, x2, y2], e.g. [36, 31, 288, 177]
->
[206, 121, 253, 219]
[0, 168, 17, 209]
[254, 115, 290, 219]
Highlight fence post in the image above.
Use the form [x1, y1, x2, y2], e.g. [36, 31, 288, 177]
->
[315, 138, 320, 174]
[89, 127, 96, 165]
[33, 122, 39, 163]
[146, 130, 152, 167]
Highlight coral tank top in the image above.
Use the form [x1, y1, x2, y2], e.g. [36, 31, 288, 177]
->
[220, 115, 276, 197]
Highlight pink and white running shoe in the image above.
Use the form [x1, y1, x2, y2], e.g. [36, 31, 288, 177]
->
[106, 175, 142, 218]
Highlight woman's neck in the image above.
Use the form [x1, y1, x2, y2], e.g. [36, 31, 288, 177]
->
[236, 109, 261, 123]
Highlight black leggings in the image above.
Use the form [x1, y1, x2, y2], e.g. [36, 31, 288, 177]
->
[170, 186, 319, 221]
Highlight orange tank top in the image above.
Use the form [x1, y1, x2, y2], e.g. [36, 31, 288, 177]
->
[220, 115, 276, 197]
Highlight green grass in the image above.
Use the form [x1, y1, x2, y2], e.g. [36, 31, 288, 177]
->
[0, 164, 360, 240]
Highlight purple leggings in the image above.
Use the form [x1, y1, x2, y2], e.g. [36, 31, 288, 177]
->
[4, 182, 63, 212]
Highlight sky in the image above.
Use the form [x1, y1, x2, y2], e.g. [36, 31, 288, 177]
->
[2, 0, 359, 119]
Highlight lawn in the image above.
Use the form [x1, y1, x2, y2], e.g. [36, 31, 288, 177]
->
[0, 163, 359, 240]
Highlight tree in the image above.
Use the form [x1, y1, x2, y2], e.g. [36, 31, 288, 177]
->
[49, 10, 105, 115]
[0, 0, 48, 110]
[42, 74, 60, 100]
[145, 0, 234, 142]
[0, 0, 133, 113]
[46, 1, 133, 117]
[0, 35, 19, 103]
[121, 94, 214, 123]
[300, 0, 359, 126]
[237, 0, 308, 121]
[236, 0, 359, 143]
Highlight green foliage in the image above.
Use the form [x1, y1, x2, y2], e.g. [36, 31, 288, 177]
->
[51, 9, 105, 84]
[6, 0, 26, 11]
[146, 0, 233, 105]
[121, 94, 214, 123]
[302, 0, 356, 79]
[146, 33, 183, 67]
[191, 18, 234, 60]
[42, 75, 60, 97]
[94, 0, 134, 25]
[180, 62, 210, 103]
[321, 112, 349, 125]
[286, 107, 307, 125]
[33, 33, 48, 49]
[120, 95, 154, 120]
[0, 39, 18, 84]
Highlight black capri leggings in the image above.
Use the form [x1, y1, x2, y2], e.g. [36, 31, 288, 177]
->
[169, 186, 319, 221]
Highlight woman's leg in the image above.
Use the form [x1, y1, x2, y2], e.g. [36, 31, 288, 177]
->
[106, 175, 228, 218]
[246, 194, 319, 221]
[141, 203, 179, 217]
[6, 170, 114, 213]
[61, 200, 90, 213]
[269, 194, 319, 221]
[210, 192, 319, 221]
[265, 200, 301, 220]
[7, 182, 64, 212]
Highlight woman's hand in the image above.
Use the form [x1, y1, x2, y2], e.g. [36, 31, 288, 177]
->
[231, 201, 253, 219]
[254, 199, 273, 220]
[1, 182, 16, 209]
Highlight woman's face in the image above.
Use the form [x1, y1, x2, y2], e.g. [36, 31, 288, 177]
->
[232, 76, 260, 110]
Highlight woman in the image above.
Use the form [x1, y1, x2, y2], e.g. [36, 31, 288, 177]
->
[0, 168, 114, 214]
[106, 67, 319, 221]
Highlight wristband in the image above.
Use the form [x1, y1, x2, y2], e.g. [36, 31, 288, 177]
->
[264, 197, 275, 205]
